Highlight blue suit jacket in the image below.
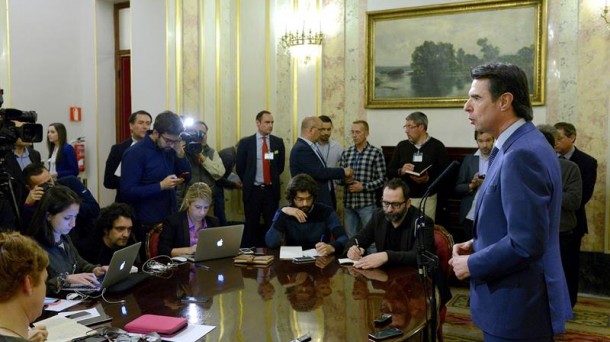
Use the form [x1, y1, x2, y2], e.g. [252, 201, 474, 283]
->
[289, 138, 344, 207]
[236, 134, 285, 203]
[454, 154, 479, 223]
[469, 122, 571, 338]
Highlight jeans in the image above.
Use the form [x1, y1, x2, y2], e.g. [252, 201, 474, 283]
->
[344, 204, 376, 239]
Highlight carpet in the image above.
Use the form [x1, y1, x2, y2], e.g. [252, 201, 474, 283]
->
[443, 287, 610, 341]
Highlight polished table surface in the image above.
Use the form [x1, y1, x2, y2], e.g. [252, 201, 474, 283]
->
[92, 255, 430, 341]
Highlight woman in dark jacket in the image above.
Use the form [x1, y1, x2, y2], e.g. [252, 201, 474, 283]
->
[27, 186, 106, 294]
[158, 182, 219, 257]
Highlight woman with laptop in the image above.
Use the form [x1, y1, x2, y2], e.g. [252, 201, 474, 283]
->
[26, 186, 107, 294]
[0, 232, 49, 342]
[158, 182, 220, 257]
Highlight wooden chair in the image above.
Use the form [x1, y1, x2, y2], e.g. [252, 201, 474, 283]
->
[434, 224, 455, 342]
[146, 223, 164, 259]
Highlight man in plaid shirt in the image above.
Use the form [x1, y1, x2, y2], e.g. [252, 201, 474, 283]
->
[340, 120, 387, 238]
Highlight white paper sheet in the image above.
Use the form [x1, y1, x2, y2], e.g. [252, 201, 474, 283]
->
[279, 246, 302, 260]
[44, 299, 82, 312]
[163, 324, 215, 341]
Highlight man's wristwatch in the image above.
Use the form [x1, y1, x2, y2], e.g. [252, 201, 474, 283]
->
[57, 272, 70, 289]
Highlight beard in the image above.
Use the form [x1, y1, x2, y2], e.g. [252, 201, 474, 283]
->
[296, 205, 312, 213]
[384, 209, 406, 223]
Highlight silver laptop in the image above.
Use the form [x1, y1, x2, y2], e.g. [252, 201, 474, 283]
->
[67, 242, 141, 292]
[185, 225, 244, 262]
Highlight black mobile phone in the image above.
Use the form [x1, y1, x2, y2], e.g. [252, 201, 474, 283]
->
[292, 256, 316, 264]
[66, 311, 90, 320]
[181, 295, 211, 304]
[478, 174, 486, 179]
[373, 313, 392, 326]
[368, 327, 403, 341]
[178, 172, 190, 179]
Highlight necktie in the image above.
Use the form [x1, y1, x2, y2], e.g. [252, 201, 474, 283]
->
[314, 144, 326, 167]
[262, 136, 271, 185]
[488, 146, 499, 167]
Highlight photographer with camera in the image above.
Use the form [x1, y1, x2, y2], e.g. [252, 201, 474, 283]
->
[0, 99, 44, 232]
[176, 120, 225, 204]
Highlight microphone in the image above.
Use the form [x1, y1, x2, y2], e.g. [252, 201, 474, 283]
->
[423, 160, 461, 197]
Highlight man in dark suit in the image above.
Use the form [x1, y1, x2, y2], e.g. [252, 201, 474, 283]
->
[289, 116, 352, 209]
[236, 110, 285, 247]
[103, 110, 152, 202]
[454, 131, 494, 241]
[554, 121, 597, 307]
[450, 63, 572, 340]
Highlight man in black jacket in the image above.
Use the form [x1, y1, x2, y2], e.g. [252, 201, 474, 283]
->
[554, 122, 598, 307]
[344, 178, 434, 269]
[103, 110, 152, 202]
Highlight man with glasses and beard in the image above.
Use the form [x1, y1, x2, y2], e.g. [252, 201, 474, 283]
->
[265, 174, 348, 256]
[344, 178, 434, 269]
[120, 111, 191, 244]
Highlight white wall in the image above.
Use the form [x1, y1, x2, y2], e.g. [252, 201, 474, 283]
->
[8, 0, 100, 191]
[131, 0, 166, 114]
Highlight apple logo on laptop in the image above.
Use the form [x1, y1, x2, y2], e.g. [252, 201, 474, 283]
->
[216, 239, 224, 247]
[119, 261, 125, 270]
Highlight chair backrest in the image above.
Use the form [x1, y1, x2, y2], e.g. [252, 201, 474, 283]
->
[146, 223, 164, 259]
[433, 225, 454, 278]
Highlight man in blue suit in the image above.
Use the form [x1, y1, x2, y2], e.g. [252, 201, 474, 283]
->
[449, 63, 572, 341]
[236, 110, 285, 247]
[289, 116, 352, 208]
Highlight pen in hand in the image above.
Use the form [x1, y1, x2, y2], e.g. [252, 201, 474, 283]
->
[320, 234, 325, 242]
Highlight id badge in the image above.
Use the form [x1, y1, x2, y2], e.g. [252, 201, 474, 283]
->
[264, 152, 274, 160]
[413, 152, 423, 163]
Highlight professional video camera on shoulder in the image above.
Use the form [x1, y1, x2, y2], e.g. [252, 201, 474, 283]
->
[0, 90, 44, 150]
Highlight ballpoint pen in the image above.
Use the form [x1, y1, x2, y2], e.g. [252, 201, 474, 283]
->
[320, 234, 325, 242]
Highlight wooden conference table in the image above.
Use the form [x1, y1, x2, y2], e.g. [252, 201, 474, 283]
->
[94, 255, 430, 341]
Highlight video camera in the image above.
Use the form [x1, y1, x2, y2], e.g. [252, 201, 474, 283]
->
[0, 90, 44, 151]
[179, 129, 204, 154]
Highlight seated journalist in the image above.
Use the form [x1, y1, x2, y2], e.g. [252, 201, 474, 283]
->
[344, 178, 434, 269]
[0, 232, 49, 342]
[25, 186, 107, 294]
[158, 182, 220, 257]
[265, 174, 348, 256]
[79, 202, 139, 266]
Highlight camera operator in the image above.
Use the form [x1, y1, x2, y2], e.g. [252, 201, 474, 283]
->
[176, 120, 225, 204]
[0, 104, 43, 232]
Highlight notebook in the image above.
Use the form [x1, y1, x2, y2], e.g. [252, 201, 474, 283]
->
[124, 314, 188, 336]
[66, 242, 142, 293]
[184, 225, 244, 262]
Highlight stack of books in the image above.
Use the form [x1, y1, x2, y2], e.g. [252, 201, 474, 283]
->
[233, 254, 274, 266]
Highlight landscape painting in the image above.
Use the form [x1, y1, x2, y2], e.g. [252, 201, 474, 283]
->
[365, 0, 546, 108]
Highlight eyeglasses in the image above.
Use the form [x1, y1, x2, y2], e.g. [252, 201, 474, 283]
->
[403, 125, 418, 130]
[161, 134, 180, 145]
[381, 201, 406, 209]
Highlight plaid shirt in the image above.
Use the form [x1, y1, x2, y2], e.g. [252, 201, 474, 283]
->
[340, 142, 387, 209]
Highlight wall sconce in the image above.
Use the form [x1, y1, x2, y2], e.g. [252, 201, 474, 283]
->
[279, 13, 324, 64]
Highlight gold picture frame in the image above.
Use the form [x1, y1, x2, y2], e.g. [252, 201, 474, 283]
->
[365, 0, 547, 109]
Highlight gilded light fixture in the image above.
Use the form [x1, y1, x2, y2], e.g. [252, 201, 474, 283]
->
[279, 13, 323, 63]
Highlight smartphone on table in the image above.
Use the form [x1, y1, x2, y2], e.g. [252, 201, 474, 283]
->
[368, 327, 403, 341]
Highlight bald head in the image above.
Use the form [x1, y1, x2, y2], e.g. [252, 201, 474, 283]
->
[300, 116, 322, 142]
